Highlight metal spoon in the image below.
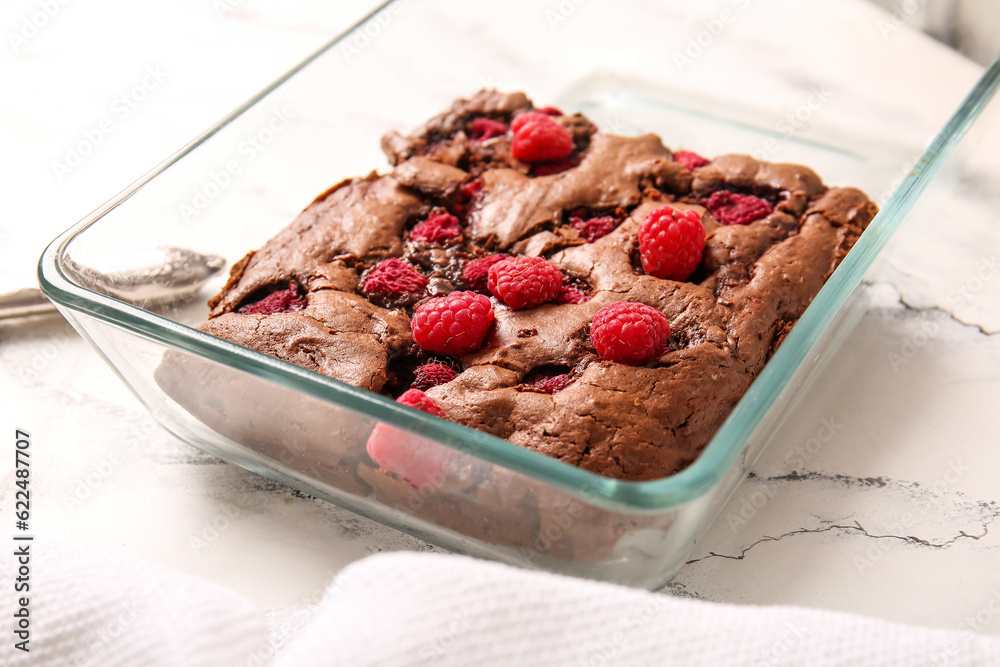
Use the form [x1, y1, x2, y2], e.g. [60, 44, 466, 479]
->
[0, 288, 57, 319]
[0, 247, 226, 320]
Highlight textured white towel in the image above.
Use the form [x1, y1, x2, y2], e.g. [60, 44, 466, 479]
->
[0, 546, 264, 666]
[2, 548, 998, 667]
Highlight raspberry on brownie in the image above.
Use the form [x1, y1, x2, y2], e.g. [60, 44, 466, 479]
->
[511, 112, 550, 134]
[462, 254, 509, 292]
[523, 373, 574, 394]
[638, 205, 706, 281]
[556, 284, 590, 305]
[411, 363, 458, 391]
[410, 212, 462, 242]
[197, 89, 878, 484]
[469, 117, 508, 142]
[510, 114, 574, 163]
[238, 281, 307, 315]
[411, 291, 495, 356]
[701, 190, 774, 226]
[673, 150, 710, 171]
[487, 256, 563, 310]
[590, 301, 670, 366]
[363, 258, 428, 296]
[570, 214, 619, 243]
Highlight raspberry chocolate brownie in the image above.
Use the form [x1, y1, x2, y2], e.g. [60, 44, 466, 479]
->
[198, 89, 877, 484]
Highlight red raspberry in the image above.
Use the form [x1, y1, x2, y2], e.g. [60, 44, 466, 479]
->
[488, 256, 563, 310]
[673, 150, 710, 170]
[239, 281, 307, 315]
[570, 215, 618, 243]
[470, 117, 508, 142]
[411, 291, 495, 356]
[462, 254, 509, 292]
[511, 112, 549, 134]
[395, 388, 447, 416]
[532, 157, 581, 176]
[534, 106, 564, 117]
[366, 389, 452, 489]
[638, 205, 705, 281]
[410, 212, 462, 243]
[556, 284, 590, 305]
[511, 115, 574, 163]
[590, 302, 670, 366]
[524, 373, 573, 394]
[458, 178, 482, 199]
[411, 363, 458, 391]
[363, 258, 428, 297]
[449, 179, 482, 218]
[700, 190, 774, 226]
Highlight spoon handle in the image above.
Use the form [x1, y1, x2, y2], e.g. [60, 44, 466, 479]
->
[0, 288, 59, 320]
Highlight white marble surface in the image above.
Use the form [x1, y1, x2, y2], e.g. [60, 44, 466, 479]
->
[1, 0, 999, 647]
[868, 0, 1000, 64]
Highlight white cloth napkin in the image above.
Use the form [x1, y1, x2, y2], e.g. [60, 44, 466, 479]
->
[2, 547, 998, 667]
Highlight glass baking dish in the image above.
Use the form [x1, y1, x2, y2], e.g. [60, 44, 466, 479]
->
[38, 0, 1000, 589]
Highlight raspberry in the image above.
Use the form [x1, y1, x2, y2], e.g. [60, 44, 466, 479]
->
[396, 388, 447, 417]
[363, 258, 428, 297]
[556, 284, 590, 305]
[701, 190, 774, 226]
[523, 373, 573, 394]
[590, 302, 670, 366]
[411, 363, 458, 391]
[365, 389, 451, 489]
[488, 256, 563, 310]
[462, 254, 509, 292]
[534, 106, 564, 117]
[239, 281, 307, 315]
[570, 215, 618, 243]
[449, 179, 482, 218]
[511, 112, 550, 134]
[673, 150, 710, 170]
[511, 115, 574, 163]
[458, 178, 482, 199]
[410, 212, 462, 243]
[532, 157, 581, 176]
[638, 205, 705, 281]
[470, 117, 508, 142]
[411, 291, 495, 356]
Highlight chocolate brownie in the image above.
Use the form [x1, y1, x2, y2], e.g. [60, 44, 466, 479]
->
[199, 89, 877, 483]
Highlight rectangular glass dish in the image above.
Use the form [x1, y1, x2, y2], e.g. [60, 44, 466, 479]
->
[38, 0, 1000, 588]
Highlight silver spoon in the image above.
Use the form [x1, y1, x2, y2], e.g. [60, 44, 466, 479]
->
[1, 247, 226, 320]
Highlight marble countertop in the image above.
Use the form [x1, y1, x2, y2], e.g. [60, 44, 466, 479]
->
[2, 0, 998, 641]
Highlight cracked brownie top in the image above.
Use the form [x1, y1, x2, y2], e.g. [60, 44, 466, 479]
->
[200, 90, 877, 482]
